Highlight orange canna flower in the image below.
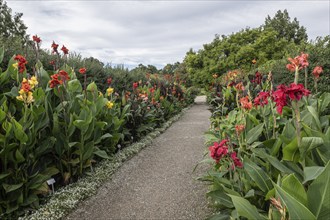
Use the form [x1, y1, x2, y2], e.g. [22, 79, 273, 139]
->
[235, 82, 244, 91]
[79, 67, 87, 74]
[312, 66, 323, 79]
[240, 96, 252, 110]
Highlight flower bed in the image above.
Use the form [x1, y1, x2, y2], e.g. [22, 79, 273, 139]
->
[0, 37, 197, 218]
[202, 53, 329, 219]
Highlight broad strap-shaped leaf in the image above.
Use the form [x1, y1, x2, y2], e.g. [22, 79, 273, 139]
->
[307, 161, 330, 219]
[252, 148, 293, 174]
[244, 157, 272, 192]
[303, 166, 325, 184]
[300, 137, 324, 160]
[282, 137, 299, 162]
[228, 195, 267, 220]
[274, 184, 316, 220]
[282, 174, 307, 206]
[307, 106, 322, 131]
[2, 183, 23, 193]
[319, 92, 330, 113]
[207, 190, 234, 208]
[246, 123, 264, 144]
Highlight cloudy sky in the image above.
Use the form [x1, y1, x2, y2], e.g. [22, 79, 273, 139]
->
[6, 0, 330, 69]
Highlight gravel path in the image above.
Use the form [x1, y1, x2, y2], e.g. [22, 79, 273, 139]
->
[66, 96, 212, 220]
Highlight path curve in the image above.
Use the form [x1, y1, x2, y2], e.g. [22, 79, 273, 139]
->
[67, 96, 211, 219]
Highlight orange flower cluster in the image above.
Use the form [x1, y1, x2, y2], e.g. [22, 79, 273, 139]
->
[234, 82, 244, 91]
[235, 124, 245, 134]
[49, 70, 70, 88]
[239, 96, 252, 110]
[312, 66, 323, 79]
[79, 67, 86, 74]
[14, 54, 28, 73]
[16, 77, 38, 104]
[286, 52, 309, 72]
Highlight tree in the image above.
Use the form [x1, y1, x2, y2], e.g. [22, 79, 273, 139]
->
[0, 0, 27, 39]
[0, 0, 29, 69]
[264, 9, 308, 44]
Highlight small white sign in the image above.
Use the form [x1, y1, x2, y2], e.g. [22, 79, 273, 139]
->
[47, 178, 56, 185]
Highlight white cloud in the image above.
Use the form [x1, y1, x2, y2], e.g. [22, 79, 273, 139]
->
[5, 0, 330, 69]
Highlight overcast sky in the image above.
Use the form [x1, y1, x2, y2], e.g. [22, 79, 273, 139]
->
[6, 0, 330, 69]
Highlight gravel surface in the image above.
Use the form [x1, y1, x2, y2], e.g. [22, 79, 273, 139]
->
[66, 96, 212, 220]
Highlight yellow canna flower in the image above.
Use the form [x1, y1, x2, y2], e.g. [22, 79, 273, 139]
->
[106, 101, 114, 109]
[106, 87, 114, 96]
[16, 95, 24, 102]
[26, 92, 34, 104]
[28, 76, 38, 89]
[99, 91, 103, 97]
[19, 89, 25, 95]
[12, 63, 18, 69]
[16, 90, 34, 104]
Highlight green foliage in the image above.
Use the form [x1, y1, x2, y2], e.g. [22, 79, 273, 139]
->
[264, 9, 308, 44]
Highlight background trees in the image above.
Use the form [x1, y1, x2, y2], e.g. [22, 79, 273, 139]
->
[183, 9, 328, 94]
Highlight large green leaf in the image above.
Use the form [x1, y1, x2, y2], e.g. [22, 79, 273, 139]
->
[12, 119, 28, 143]
[282, 174, 307, 206]
[207, 190, 234, 208]
[307, 161, 330, 219]
[300, 137, 324, 160]
[94, 149, 109, 159]
[282, 137, 299, 162]
[274, 184, 316, 220]
[319, 92, 330, 113]
[2, 182, 23, 193]
[252, 148, 293, 174]
[244, 157, 272, 192]
[303, 166, 325, 184]
[307, 106, 322, 131]
[228, 195, 267, 220]
[246, 123, 264, 144]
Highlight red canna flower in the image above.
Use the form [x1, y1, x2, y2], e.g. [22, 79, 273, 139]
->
[107, 77, 112, 85]
[240, 96, 252, 110]
[61, 45, 69, 55]
[312, 66, 323, 79]
[51, 41, 59, 53]
[286, 83, 310, 101]
[209, 139, 229, 163]
[272, 84, 288, 115]
[254, 91, 270, 107]
[49, 74, 62, 88]
[49, 60, 56, 66]
[58, 70, 70, 82]
[133, 82, 138, 90]
[79, 67, 86, 74]
[230, 151, 243, 168]
[251, 71, 262, 84]
[14, 54, 28, 73]
[272, 83, 310, 114]
[32, 35, 41, 43]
